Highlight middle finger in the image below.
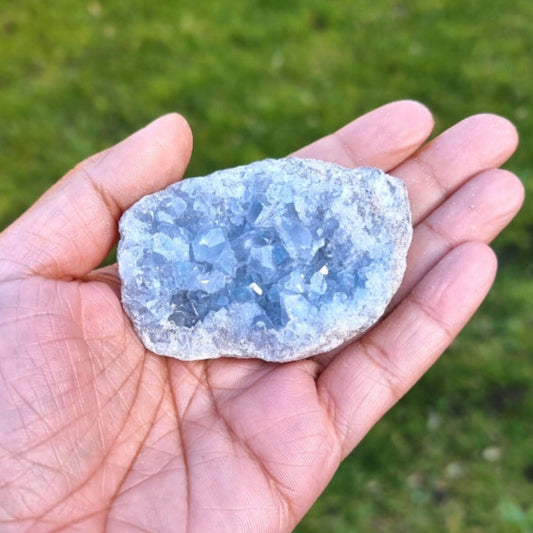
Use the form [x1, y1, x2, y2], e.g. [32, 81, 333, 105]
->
[392, 113, 518, 225]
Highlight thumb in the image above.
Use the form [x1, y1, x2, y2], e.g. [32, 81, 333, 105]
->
[0, 114, 193, 281]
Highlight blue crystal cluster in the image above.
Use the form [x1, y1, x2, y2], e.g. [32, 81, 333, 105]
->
[118, 158, 412, 362]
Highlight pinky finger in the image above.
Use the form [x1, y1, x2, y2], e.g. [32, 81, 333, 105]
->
[317, 241, 497, 458]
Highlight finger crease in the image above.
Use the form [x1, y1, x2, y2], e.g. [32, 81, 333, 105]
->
[407, 291, 455, 342]
[422, 218, 457, 249]
[330, 132, 362, 166]
[410, 155, 448, 197]
[77, 166, 123, 222]
[358, 337, 404, 402]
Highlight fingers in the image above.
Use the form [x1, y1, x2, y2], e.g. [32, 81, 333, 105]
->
[393, 168, 525, 304]
[0, 114, 193, 280]
[317, 242, 497, 458]
[293, 100, 434, 170]
[392, 113, 519, 225]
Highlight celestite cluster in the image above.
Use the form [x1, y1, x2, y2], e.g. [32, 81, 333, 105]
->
[118, 158, 412, 362]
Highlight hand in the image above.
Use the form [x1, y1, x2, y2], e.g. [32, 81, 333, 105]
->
[0, 101, 523, 532]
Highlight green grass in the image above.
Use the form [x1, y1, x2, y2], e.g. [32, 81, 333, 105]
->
[1, 1, 532, 531]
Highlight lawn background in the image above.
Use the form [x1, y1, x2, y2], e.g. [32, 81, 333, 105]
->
[1, 1, 532, 531]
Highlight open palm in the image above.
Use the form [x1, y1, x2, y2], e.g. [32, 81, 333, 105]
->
[0, 102, 524, 532]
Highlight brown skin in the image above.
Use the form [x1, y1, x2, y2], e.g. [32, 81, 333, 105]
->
[0, 101, 524, 532]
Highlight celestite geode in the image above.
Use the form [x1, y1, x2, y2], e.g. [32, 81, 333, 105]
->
[118, 158, 412, 362]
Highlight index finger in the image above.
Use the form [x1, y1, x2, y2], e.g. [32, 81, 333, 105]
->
[293, 99, 434, 169]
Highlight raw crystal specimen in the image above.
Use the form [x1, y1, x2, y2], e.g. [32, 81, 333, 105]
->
[118, 158, 412, 362]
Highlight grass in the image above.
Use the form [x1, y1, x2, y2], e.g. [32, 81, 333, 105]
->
[1, 0, 532, 530]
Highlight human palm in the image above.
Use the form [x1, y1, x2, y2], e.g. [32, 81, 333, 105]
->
[0, 102, 523, 532]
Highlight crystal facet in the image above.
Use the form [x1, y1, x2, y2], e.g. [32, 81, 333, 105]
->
[118, 158, 412, 362]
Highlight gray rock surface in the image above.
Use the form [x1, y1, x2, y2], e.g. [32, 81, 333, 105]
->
[118, 158, 412, 362]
